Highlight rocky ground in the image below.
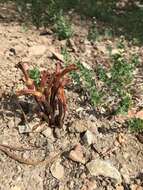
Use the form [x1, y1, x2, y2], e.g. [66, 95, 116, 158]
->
[0, 4, 143, 190]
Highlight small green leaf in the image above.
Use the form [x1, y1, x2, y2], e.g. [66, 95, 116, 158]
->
[29, 67, 40, 86]
[128, 118, 143, 133]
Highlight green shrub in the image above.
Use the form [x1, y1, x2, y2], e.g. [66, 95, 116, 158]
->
[116, 93, 132, 114]
[76, 60, 101, 106]
[62, 47, 101, 106]
[108, 53, 138, 94]
[54, 11, 73, 40]
[97, 41, 139, 114]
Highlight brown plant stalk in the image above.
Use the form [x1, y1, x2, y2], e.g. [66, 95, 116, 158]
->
[16, 62, 77, 127]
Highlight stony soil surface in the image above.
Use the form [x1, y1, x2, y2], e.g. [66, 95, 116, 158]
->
[0, 6, 143, 190]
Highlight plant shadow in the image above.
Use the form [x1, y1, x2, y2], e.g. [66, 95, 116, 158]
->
[0, 94, 37, 125]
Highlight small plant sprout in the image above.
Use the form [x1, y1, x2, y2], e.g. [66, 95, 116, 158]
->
[88, 19, 99, 42]
[54, 11, 73, 40]
[29, 67, 40, 86]
[104, 27, 113, 39]
[16, 62, 77, 127]
[128, 118, 143, 133]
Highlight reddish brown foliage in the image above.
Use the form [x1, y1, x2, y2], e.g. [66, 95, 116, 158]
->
[16, 62, 77, 127]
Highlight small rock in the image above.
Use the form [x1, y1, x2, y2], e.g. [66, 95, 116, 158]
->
[32, 121, 46, 132]
[130, 184, 143, 190]
[122, 152, 129, 159]
[96, 43, 108, 54]
[69, 181, 74, 189]
[111, 49, 121, 55]
[107, 185, 115, 190]
[68, 39, 77, 52]
[135, 179, 141, 185]
[15, 117, 22, 126]
[18, 124, 31, 134]
[48, 46, 64, 62]
[116, 185, 124, 190]
[84, 39, 91, 45]
[82, 61, 92, 70]
[87, 180, 97, 190]
[80, 173, 86, 179]
[88, 115, 98, 122]
[42, 127, 54, 140]
[86, 159, 122, 183]
[50, 159, 65, 180]
[46, 51, 53, 58]
[117, 133, 127, 145]
[7, 119, 15, 128]
[135, 110, 143, 120]
[102, 181, 107, 187]
[60, 39, 67, 47]
[68, 143, 86, 164]
[54, 128, 62, 139]
[29, 45, 47, 56]
[46, 142, 54, 152]
[9, 48, 16, 55]
[35, 135, 47, 147]
[59, 184, 69, 190]
[83, 130, 95, 146]
[120, 165, 130, 184]
[7, 117, 21, 128]
[81, 179, 97, 190]
[76, 107, 84, 113]
[69, 119, 95, 133]
[11, 186, 22, 190]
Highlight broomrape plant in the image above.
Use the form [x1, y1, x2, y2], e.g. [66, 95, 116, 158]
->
[16, 62, 77, 127]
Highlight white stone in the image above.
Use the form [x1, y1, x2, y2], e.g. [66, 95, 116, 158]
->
[83, 130, 95, 146]
[86, 159, 122, 183]
[69, 119, 95, 133]
[42, 127, 54, 140]
[50, 159, 65, 180]
[68, 144, 86, 164]
[18, 124, 31, 134]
